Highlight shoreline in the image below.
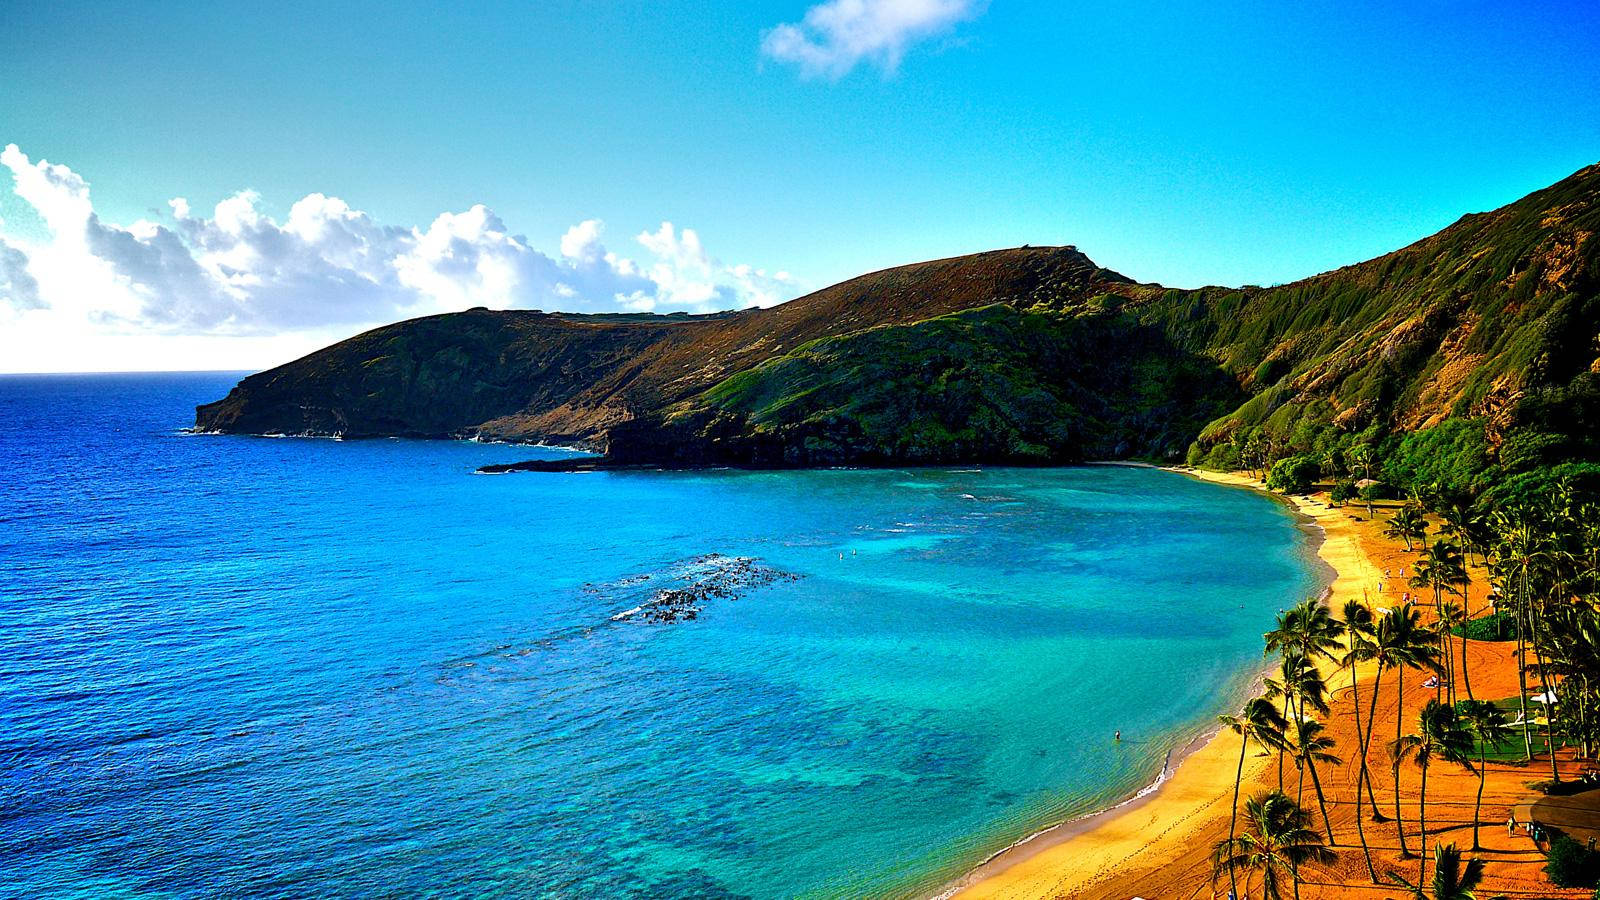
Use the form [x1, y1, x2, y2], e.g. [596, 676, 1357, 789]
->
[930, 722, 1227, 900]
[941, 465, 1357, 900]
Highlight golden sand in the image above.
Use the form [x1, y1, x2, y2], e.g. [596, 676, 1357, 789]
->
[951, 468, 1587, 900]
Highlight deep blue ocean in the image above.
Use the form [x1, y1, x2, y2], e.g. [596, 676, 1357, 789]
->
[0, 373, 1323, 898]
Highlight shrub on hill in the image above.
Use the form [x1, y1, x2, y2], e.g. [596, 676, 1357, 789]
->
[1382, 419, 1493, 498]
[1266, 455, 1320, 494]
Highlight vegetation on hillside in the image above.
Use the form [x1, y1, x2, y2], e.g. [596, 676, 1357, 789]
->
[638, 303, 1245, 465]
[198, 160, 1600, 485]
[606, 161, 1600, 478]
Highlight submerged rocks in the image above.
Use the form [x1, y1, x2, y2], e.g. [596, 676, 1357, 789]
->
[607, 553, 800, 625]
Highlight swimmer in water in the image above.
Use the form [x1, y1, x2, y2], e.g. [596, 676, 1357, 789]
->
[1114, 730, 1121, 742]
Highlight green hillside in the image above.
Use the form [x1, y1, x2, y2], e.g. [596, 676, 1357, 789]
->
[199, 161, 1600, 498]
[616, 161, 1599, 495]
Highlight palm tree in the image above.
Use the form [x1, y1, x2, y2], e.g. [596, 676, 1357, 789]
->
[1541, 606, 1600, 759]
[1211, 790, 1336, 900]
[1290, 717, 1341, 844]
[1351, 443, 1376, 482]
[1412, 541, 1469, 703]
[1273, 597, 1346, 663]
[1441, 499, 1491, 569]
[1265, 599, 1344, 788]
[1370, 603, 1442, 859]
[1438, 601, 1474, 702]
[1265, 651, 1328, 790]
[1455, 699, 1512, 850]
[1340, 597, 1385, 880]
[1387, 844, 1489, 900]
[1391, 700, 1476, 883]
[1219, 697, 1289, 899]
[1387, 504, 1428, 552]
[1491, 509, 1548, 763]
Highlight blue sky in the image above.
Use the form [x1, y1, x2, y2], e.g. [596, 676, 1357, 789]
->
[2, 0, 1598, 371]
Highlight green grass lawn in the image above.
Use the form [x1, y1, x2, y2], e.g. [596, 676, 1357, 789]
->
[1452, 610, 1517, 642]
[1467, 695, 1568, 762]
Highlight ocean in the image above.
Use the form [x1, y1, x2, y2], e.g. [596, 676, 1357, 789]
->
[0, 372, 1323, 898]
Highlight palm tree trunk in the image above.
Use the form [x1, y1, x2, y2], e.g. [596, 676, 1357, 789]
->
[1578, 677, 1588, 760]
[1523, 574, 1558, 774]
[1306, 752, 1336, 845]
[1473, 747, 1486, 851]
[1516, 571, 1535, 761]
[1394, 666, 1410, 857]
[1351, 661, 1379, 880]
[1364, 662, 1389, 822]
[1531, 639, 1560, 783]
[1440, 582, 1452, 701]
[1228, 733, 1245, 899]
[1292, 688, 1306, 808]
[1418, 762, 1429, 884]
[1574, 672, 1587, 755]
[1353, 664, 1382, 816]
[1460, 627, 1475, 701]
[1278, 690, 1291, 790]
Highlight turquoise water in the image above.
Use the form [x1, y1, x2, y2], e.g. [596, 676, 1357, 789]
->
[0, 373, 1323, 898]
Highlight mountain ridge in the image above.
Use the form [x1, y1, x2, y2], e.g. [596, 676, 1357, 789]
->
[196, 162, 1600, 484]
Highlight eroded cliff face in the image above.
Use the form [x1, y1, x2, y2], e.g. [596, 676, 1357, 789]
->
[197, 163, 1600, 468]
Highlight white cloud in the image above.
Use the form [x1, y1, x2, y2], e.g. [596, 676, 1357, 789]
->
[0, 144, 802, 371]
[0, 235, 42, 311]
[761, 0, 983, 79]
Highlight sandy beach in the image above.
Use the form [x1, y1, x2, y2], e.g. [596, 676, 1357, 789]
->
[950, 467, 1589, 900]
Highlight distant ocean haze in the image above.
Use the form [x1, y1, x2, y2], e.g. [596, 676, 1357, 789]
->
[0, 373, 1323, 898]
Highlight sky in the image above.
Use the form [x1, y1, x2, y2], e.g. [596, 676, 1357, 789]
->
[2, 0, 1599, 373]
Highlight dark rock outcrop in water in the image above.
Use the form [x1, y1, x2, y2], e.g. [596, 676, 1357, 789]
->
[605, 554, 800, 624]
[199, 163, 1600, 472]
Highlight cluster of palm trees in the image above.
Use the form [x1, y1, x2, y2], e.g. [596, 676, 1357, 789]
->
[1212, 478, 1600, 898]
[1213, 596, 1513, 897]
[1477, 488, 1600, 774]
[1400, 485, 1600, 780]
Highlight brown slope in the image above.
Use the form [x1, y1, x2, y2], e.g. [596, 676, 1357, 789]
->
[194, 246, 1132, 441]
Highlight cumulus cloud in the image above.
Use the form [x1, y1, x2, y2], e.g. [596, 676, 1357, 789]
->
[0, 143, 799, 341]
[0, 236, 42, 311]
[761, 0, 984, 79]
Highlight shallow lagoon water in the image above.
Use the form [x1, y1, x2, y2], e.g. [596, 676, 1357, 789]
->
[0, 373, 1322, 898]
